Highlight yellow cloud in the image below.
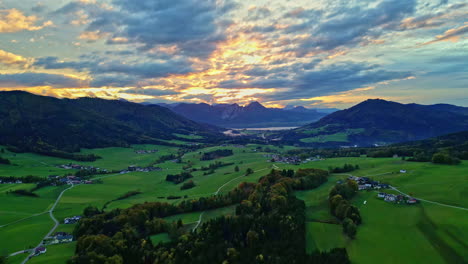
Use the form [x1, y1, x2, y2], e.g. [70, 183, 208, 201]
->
[78, 31, 109, 42]
[420, 24, 468, 46]
[0, 49, 32, 67]
[0, 9, 53, 33]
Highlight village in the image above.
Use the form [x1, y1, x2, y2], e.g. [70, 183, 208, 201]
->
[264, 154, 324, 165]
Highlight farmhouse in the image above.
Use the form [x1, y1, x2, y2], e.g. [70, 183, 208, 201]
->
[64, 216, 82, 224]
[35, 246, 46, 256]
[52, 234, 73, 244]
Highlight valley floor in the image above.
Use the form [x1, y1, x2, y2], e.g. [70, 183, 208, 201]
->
[0, 143, 466, 264]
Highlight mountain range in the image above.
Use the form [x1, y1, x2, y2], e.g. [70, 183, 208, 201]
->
[158, 102, 335, 128]
[0, 91, 221, 156]
[282, 99, 468, 146]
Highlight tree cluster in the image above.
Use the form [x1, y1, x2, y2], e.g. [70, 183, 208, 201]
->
[0, 156, 10, 165]
[180, 180, 195, 190]
[165, 172, 193, 184]
[329, 180, 361, 239]
[328, 164, 359, 173]
[200, 149, 233, 160]
[70, 170, 349, 264]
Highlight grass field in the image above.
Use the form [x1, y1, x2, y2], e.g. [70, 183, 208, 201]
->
[294, 158, 468, 264]
[2, 144, 467, 264]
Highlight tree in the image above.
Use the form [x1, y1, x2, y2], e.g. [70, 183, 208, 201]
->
[342, 218, 357, 239]
[83, 206, 101, 217]
[234, 165, 239, 172]
[246, 168, 254, 175]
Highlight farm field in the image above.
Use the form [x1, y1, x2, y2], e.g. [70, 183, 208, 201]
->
[1, 143, 467, 264]
[296, 159, 468, 264]
[0, 142, 282, 263]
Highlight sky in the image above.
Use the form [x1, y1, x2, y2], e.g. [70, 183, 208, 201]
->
[0, 0, 466, 109]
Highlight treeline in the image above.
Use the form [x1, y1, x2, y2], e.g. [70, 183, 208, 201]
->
[287, 148, 365, 159]
[70, 170, 349, 264]
[8, 189, 39, 197]
[166, 172, 193, 184]
[329, 180, 361, 238]
[200, 149, 233, 160]
[6, 145, 101, 161]
[151, 154, 177, 165]
[200, 161, 234, 171]
[0, 156, 10, 164]
[180, 180, 195, 190]
[329, 164, 359, 173]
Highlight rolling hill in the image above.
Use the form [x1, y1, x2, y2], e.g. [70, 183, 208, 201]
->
[159, 101, 332, 128]
[0, 91, 222, 157]
[282, 99, 468, 146]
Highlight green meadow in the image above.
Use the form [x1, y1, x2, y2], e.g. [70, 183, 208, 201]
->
[294, 159, 468, 264]
[1, 144, 467, 264]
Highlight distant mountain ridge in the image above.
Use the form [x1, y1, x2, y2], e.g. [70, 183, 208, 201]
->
[0, 91, 221, 156]
[159, 102, 334, 128]
[282, 99, 468, 146]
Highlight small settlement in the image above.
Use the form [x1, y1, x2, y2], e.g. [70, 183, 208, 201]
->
[64, 215, 82, 224]
[134, 149, 158, 154]
[348, 176, 418, 205]
[347, 176, 389, 190]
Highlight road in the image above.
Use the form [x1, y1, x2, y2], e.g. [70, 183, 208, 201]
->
[18, 184, 75, 264]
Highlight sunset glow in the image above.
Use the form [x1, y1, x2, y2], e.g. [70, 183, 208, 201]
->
[0, 0, 466, 108]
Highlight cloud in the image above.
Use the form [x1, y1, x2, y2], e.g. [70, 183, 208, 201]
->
[73, 0, 236, 58]
[292, 0, 416, 52]
[0, 9, 53, 33]
[247, 7, 271, 21]
[0, 49, 32, 67]
[93, 60, 193, 78]
[219, 62, 412, 102]
[0, 73, 86, 88]
[79, 31, 109, 42]
[34, 56, 194, 79]
[121, 88, 179, 96]
[399, 14, 445, 30]
[420, 24, 468, 46]
[89, 74, 138, 87]
[34, 56, 93, 70]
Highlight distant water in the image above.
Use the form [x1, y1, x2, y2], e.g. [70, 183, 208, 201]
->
[234, 127, 297, 131]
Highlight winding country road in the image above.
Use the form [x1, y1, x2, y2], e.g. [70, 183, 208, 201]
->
[18, 184, 76, 264]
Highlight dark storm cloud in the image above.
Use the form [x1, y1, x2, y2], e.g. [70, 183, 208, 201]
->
[0, 73, 85, 88]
